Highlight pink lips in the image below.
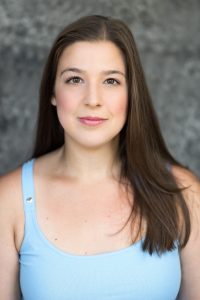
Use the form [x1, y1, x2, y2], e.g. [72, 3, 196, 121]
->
[78, 116, 107, 126]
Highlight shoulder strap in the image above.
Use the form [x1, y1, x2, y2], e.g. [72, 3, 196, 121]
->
[21, 158, 36, 212]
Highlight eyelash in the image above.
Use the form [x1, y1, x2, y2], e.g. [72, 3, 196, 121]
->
[65, 76, 82, 84]
[65, 76, 120, 85]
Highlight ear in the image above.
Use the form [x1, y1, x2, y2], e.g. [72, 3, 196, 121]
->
[51, 96, 57, 106]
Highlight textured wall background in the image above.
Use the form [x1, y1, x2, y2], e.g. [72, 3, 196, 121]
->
[0, 0, 199, 176]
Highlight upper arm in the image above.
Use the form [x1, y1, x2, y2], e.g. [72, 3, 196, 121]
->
[0, 169, 22, 300]
[172, 166, 200, 300]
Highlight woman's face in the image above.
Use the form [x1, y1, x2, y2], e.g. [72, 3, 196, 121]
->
[52, 41, 128, 149]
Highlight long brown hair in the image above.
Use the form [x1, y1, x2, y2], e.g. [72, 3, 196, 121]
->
[32, 15, 190, 254]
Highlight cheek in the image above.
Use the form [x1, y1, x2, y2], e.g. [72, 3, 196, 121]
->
[55, 90, 77, 113]
[109, 92, 128, 117]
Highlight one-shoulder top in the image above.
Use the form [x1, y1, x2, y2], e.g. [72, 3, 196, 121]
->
[19, 159, 181, 300]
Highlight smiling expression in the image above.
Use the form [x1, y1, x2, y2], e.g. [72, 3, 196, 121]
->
[52, 41, 128, 149]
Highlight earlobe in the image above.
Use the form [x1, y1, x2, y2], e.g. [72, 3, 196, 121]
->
[51, 96, 57, 106]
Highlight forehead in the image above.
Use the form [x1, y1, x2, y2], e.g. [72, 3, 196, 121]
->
[57, 41, 125, 72]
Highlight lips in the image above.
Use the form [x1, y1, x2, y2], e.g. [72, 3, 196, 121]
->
[78, 116, 107, 126]
[79, 116, 107, 121]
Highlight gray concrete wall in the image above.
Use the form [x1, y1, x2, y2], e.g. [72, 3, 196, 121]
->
[0, 0, 199, 177]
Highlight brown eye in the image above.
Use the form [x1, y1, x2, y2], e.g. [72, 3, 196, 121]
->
[105, 78, 119, 85]
[66, 76, 83, 84]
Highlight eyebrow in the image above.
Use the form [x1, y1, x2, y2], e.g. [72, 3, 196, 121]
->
[60, 67, 126, 77]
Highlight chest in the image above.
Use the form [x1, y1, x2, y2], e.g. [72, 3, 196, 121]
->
[20, 238, 181, 300]
[33, 177, 135, 255]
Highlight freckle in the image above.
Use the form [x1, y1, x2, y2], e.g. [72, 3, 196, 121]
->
[46, 217, 49, 220]
[107, 214, 111, 218]
[54, 238, 58, 241]
[84, 219, 88, 223]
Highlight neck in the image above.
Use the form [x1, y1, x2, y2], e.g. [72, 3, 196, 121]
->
[56, 137, 121, 183]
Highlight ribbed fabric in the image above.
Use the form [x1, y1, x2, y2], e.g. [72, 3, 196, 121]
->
[19, 159, 181, 300]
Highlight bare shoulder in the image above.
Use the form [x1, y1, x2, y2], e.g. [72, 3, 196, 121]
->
[0, 166, 22, 203]
[171, 164, 200, 232]
[171, 164, 200, 206]
[171, 164, 199, 187]
[171, 165, 200, 299]
[0, 168, 23, 298]
[0, 166, 24, 233]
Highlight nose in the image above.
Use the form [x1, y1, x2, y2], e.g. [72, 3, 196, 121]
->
[83, 82, 102, 107]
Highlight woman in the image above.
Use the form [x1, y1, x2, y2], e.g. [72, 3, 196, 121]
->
[0, 15, 199, 300]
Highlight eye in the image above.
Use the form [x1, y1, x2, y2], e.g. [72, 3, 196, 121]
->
[104, 78, 120, 85]
[65, 76, 83, 84]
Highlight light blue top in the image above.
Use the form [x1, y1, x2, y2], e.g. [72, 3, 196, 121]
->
[19, 159, 181, 300]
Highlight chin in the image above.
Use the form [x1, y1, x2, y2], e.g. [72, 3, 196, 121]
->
[72, 136, 117, 149]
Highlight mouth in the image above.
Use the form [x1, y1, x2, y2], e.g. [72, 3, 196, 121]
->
[78, 116, 108, 126]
